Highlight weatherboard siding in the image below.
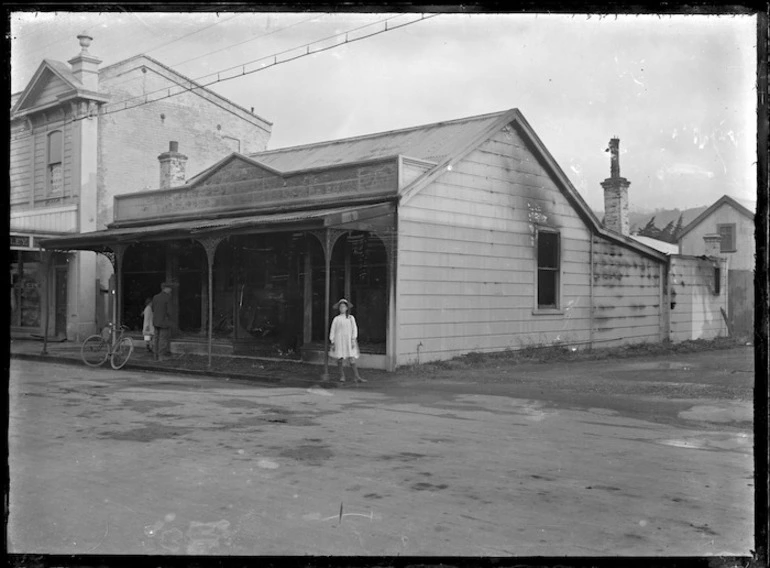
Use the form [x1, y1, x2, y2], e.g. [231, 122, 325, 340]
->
[679, 203, 755, 271]
[10, 128, 33, 207]
[669, 256, 728, 342]
[396, 125, 594, 365]
[30, 75, 73, 109]
[591, 237, 664, 347]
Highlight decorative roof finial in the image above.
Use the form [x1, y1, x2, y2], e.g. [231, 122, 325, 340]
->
[77, 31, 93, 53]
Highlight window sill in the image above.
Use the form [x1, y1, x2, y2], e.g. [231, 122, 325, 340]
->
[532, 308, 564, 316]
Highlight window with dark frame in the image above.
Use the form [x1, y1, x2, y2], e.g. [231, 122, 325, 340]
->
[717, 223, 736, 252]
[47, 130, 63, 195]
[537, 230, 560, 309]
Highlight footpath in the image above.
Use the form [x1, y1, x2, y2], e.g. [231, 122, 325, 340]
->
[8, 338, 394, 387]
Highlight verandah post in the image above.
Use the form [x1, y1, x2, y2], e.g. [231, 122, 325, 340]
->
[197, 236, 223, 369]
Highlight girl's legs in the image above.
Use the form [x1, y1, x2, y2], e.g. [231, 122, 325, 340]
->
[337, 358, 346, 382]
[350, 358, 365, 382]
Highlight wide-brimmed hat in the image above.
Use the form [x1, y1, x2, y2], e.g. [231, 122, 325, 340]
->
[333, 298, 352, 309]
[160, 281, 176, 289]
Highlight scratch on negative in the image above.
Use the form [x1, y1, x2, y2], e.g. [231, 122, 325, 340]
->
[86, 519, 109, 553]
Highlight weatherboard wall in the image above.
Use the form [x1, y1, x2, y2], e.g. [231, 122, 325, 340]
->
[590, 236, 665, 347]
[678, 202, 755, 271]
[395, 123, 597, 365]
[668, 256, 728, 342]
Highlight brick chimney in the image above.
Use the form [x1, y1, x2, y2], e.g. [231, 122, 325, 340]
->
[158, 141, 188, 189]
[68, 32, 101, 92]
[703, 233, 722, 258]
[600, 137, 631, 236]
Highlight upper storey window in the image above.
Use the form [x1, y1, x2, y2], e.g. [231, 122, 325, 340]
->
[47, 130, 63, 195]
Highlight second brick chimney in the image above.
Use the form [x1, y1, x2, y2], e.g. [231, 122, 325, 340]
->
[703, 233, 723, 258]
[600, 137, 631, 236]
[68, 31, 102, 92]
[158, 141, 188, 189]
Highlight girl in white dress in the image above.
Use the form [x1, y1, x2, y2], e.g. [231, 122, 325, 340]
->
[329, 299, 365, 383]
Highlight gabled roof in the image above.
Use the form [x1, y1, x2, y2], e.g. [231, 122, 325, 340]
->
[100, 55, 272, 130]
[249, 110, 509, 173]
[11, 59, 83, 115]
[184, 153, 284, 186]
[240, 108, 666, 261]
[677, 194, 755, 241]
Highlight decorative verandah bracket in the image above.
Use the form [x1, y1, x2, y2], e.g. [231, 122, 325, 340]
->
[196, 236, 225, 369]
[308, 229, 347, 381]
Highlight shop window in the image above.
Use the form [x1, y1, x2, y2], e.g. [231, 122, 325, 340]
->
[10, 250, 42, 328]
[536, 230, 560, 309]
[47, 130, 63, 195]
[717, 223, 736, 252]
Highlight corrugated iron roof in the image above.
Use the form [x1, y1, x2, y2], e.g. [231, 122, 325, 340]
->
[249, 110, 511, 173]
[630, 235, 679, 255]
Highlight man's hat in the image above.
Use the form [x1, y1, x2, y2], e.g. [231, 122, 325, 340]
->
[160, 281, 176, 289]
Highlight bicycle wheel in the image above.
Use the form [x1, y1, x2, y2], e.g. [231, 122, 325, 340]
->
[81, 335, 109, 367]
[110, 336, 134, 370]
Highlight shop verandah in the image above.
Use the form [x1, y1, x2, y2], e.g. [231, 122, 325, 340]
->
[41, 203, 397, 371]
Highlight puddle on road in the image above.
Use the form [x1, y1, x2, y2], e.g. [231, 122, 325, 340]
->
[97, 423, 194, 442]
[678, 404, 752, 424]
[279, 444, 333, 466]
[121, 399, 183, 413]
[621, 361, 695, 371]
[657, 433, 751, 451]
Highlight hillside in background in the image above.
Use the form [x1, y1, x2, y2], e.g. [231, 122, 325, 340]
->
[628, 207, 707, 234]
[594, 197, 756, 240]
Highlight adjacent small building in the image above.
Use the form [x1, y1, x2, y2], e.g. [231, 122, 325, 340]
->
[677, 195, 755, 337]
[42, 108, 729, 370]
[10, 33, 272, 341]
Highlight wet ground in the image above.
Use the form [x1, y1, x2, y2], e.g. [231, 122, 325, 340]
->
[7, 346, 754, 556]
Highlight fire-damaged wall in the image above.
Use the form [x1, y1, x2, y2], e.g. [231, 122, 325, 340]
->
[668, 255, 728, 342]
[591, 237, 664, 346]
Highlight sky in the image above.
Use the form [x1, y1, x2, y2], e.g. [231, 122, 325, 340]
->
[9, 10, 758, 213]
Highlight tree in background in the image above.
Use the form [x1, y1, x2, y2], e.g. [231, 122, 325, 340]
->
[671, 213, 685, 243]
[659, 219, 677, 243]
[637, 216, 661, 239]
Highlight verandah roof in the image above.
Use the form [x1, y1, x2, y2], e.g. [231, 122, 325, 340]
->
[40, 202, 394, 252]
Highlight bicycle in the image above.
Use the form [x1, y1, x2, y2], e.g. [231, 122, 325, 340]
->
[81, 322, 135, 370]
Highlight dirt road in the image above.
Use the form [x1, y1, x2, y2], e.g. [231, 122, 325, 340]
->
[7, 347, 753, 556]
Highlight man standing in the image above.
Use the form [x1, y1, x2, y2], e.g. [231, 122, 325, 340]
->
[152, 282, 174, 361]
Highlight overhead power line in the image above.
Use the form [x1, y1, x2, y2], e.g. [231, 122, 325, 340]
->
[143, 13, 242, 56]
[93, 13, 322, 94]
[98, 13, 438, 118]
[168, 14, 321, 68]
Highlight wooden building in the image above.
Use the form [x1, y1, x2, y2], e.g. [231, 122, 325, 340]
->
[42, 108, 729, 370]
[678, 195, 755, 338]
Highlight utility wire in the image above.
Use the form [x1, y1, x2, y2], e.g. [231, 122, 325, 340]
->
[101, 13, 435, 116]
[143, 13, 243, 56]
[94, 13, 320, 94]
[168, 13, 321, 68]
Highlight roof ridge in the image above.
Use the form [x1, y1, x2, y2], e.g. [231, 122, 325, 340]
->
[250, 109, 512, 157]
[101, 54, 273, 126]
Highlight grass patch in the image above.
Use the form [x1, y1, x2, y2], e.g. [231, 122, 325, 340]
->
[398, 336, 745, 375]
